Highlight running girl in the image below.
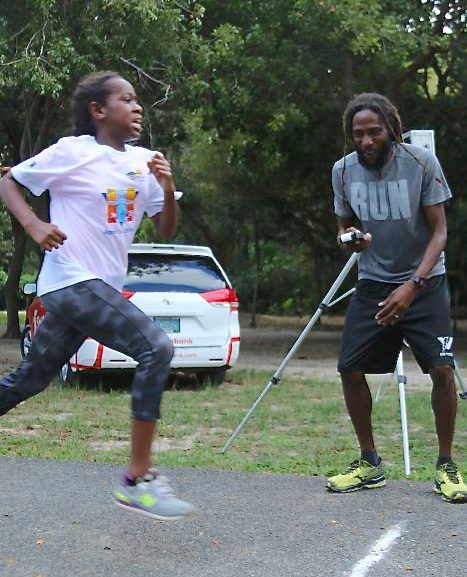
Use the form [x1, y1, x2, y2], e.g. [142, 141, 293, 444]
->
[0, 71, 194, 520]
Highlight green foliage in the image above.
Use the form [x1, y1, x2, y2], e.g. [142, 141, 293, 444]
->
[230, 242, 322, 316]
[0, 0, 466, 318]
[0, 0, 195, 162]
[175, 0, 467, 313]
[0, 205, 13, 270]
[294, 0, 406, 56]
[0, 0, 198, 323]
[0, 270, 37, 310]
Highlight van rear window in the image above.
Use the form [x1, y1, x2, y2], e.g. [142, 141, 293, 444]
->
[124, 254, 227, 293]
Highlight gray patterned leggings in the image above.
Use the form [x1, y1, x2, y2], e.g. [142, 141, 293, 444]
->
[0, 279, 173, 421]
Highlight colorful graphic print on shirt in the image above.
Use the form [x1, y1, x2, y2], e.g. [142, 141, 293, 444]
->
[102, 187, 139, 228]
[127, 169, 144, 181]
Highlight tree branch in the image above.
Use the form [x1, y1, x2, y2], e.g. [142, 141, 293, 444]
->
[402, 1, 451, 81]
[119, 57, 169, 87]
[171, 0, 195, 16]
[119, 57, 172, 106]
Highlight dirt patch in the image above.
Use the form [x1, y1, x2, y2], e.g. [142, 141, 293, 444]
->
[235, 313, 467, 390]
[0, 335, 22, 375]
[0, 425, 41, 437]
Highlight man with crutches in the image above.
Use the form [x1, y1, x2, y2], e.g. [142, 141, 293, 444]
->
[328, 92, 466, 503]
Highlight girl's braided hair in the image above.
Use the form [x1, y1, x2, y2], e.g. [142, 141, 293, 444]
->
[72, 70, 121, 136]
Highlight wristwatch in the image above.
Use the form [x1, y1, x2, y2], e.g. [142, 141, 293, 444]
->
[409, 274, 426, 289]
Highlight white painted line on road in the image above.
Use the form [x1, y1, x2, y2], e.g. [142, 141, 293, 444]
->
[346, 523, 405, 577]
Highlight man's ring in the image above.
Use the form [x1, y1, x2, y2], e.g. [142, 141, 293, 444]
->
[394, 314, 400, 319]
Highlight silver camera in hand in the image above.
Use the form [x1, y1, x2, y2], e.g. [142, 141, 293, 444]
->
[338, 231, 365, 244]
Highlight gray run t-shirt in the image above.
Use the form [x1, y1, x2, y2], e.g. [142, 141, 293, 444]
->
[332, 143, 452, 283]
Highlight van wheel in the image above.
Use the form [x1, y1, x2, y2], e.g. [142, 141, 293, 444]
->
[58, 362, 78, 385]
[20, 325, 32, 358]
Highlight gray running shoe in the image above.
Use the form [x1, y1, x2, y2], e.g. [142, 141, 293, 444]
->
[114, 470, 195, 520]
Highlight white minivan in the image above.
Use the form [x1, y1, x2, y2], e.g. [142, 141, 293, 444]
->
[22, 244, 240, 384]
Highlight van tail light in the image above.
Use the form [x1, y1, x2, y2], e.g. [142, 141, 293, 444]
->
[200, 288, 239, 311]
[121, 290, 135, 300]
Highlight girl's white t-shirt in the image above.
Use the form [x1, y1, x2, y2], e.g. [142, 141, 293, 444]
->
[11, 135, 167, 295]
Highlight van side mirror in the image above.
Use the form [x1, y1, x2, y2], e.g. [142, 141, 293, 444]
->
[23, 282, 37, 295]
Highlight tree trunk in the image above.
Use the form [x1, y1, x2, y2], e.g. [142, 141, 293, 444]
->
[249, 221, 261, 328]
[342, 51, 353, 102]
[4, 95, 55, 337]
[3, 214, 26, 338]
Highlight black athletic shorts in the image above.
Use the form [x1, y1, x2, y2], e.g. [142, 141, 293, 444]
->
[338, 274, 454, 374]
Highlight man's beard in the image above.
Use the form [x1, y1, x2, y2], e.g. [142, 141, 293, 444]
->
[356, 138, 394, 170]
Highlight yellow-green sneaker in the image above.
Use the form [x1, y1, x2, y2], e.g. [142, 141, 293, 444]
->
[326, 459, 386, 493]
[434, 462, 467, 503]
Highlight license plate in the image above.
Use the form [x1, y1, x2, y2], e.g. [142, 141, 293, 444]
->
[152, 317, 180, 333]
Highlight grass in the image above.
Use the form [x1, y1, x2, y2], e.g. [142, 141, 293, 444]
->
[0, 368, 465, 481]
[0, 311, 25, 324]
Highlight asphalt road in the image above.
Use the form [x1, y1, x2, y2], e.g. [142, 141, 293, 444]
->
[1, 457, 465, 577]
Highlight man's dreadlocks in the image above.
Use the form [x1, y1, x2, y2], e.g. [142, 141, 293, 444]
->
[343, 92, 403, 144]
[340, 92, 441, 188]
